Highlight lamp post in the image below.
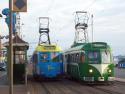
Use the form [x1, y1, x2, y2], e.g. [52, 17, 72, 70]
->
[0, 14, 2, 63]
[9, 0, 13, 94]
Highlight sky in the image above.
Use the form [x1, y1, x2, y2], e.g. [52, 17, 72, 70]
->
[0, 0, 125, 56]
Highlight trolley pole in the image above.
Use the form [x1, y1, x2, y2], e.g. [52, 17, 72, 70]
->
[9, 0, 13, 94]
[91, 14, 93, 42]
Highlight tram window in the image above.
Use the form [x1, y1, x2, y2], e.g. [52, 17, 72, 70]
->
[74, 54, 75, 62]
[76, 53, 79, 63]
[41, 54, 48, 59]
[67, 54, 70, 63]
[81, 52, 85, 63]
[67, 54, 71, 63]
[101, 51, 110, 63]
[59, 54, 63, 62]
[88, 51, 99, 63]
[88, 52, 99, 59]
[70, 54, 72, 62]
[72, 54, 73, 62]
[73, 54, 75, 62]
[40, 53, 49, 63]
[72, 54, 74, 62]
[51, 52, 62, 62]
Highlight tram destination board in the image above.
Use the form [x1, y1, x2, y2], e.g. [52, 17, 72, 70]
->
[44, 46, 56, 50]
[92, 43, 107, 48]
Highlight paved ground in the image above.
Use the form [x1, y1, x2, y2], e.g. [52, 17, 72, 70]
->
[0, 71, 6, 78]
[0, 85, 27, 94]
[0, 66, 125, 94]
[114, 67, 125, 78]
[0, 71, 8, 85]
[27, 78, 125, 94]
[0, 71, 27, 94]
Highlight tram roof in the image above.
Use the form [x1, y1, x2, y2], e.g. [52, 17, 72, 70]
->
[64, 42, 110, 53]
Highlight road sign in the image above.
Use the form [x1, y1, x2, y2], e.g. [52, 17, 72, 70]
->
[13, 0, 27, 12]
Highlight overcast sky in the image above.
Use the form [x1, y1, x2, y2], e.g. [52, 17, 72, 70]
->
[0, 0, 125, 56]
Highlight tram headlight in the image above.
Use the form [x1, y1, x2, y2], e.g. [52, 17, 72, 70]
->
[89, 69, 93, 73]
[108, 69, 112, 73]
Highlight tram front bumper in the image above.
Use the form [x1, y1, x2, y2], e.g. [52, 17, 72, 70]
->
[108, 77, 114, 81]
[98, 77, 104, 81]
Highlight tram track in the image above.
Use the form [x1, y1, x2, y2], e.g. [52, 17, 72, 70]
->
[53, 81, 82, 94]
[41, 83, 51, 94]
[50, 82, 69, 94]
[27, 78, 50, 94]
[115, 81, 125, 86]
[62, 79, 125, 94]
[59, 79, 106, 94]
[27, 77, 125, 94]
[90, 86, 123, 94]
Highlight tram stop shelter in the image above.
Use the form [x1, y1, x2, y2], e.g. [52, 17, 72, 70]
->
[4, 34, 29, 84]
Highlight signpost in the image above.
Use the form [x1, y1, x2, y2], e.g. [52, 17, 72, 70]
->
[13, 0, 27, 12]
[9, 0, 13, 94]
[9, 0, 27, 94]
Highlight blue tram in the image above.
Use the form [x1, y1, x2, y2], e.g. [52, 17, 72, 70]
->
[32, 44, 63, 78]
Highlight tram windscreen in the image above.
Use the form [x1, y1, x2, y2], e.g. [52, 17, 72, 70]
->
[51, 52, 62, 62]
[88, 51, 99, 63]
[40, 53, 49, 62]
[101, 51, 111, 63]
